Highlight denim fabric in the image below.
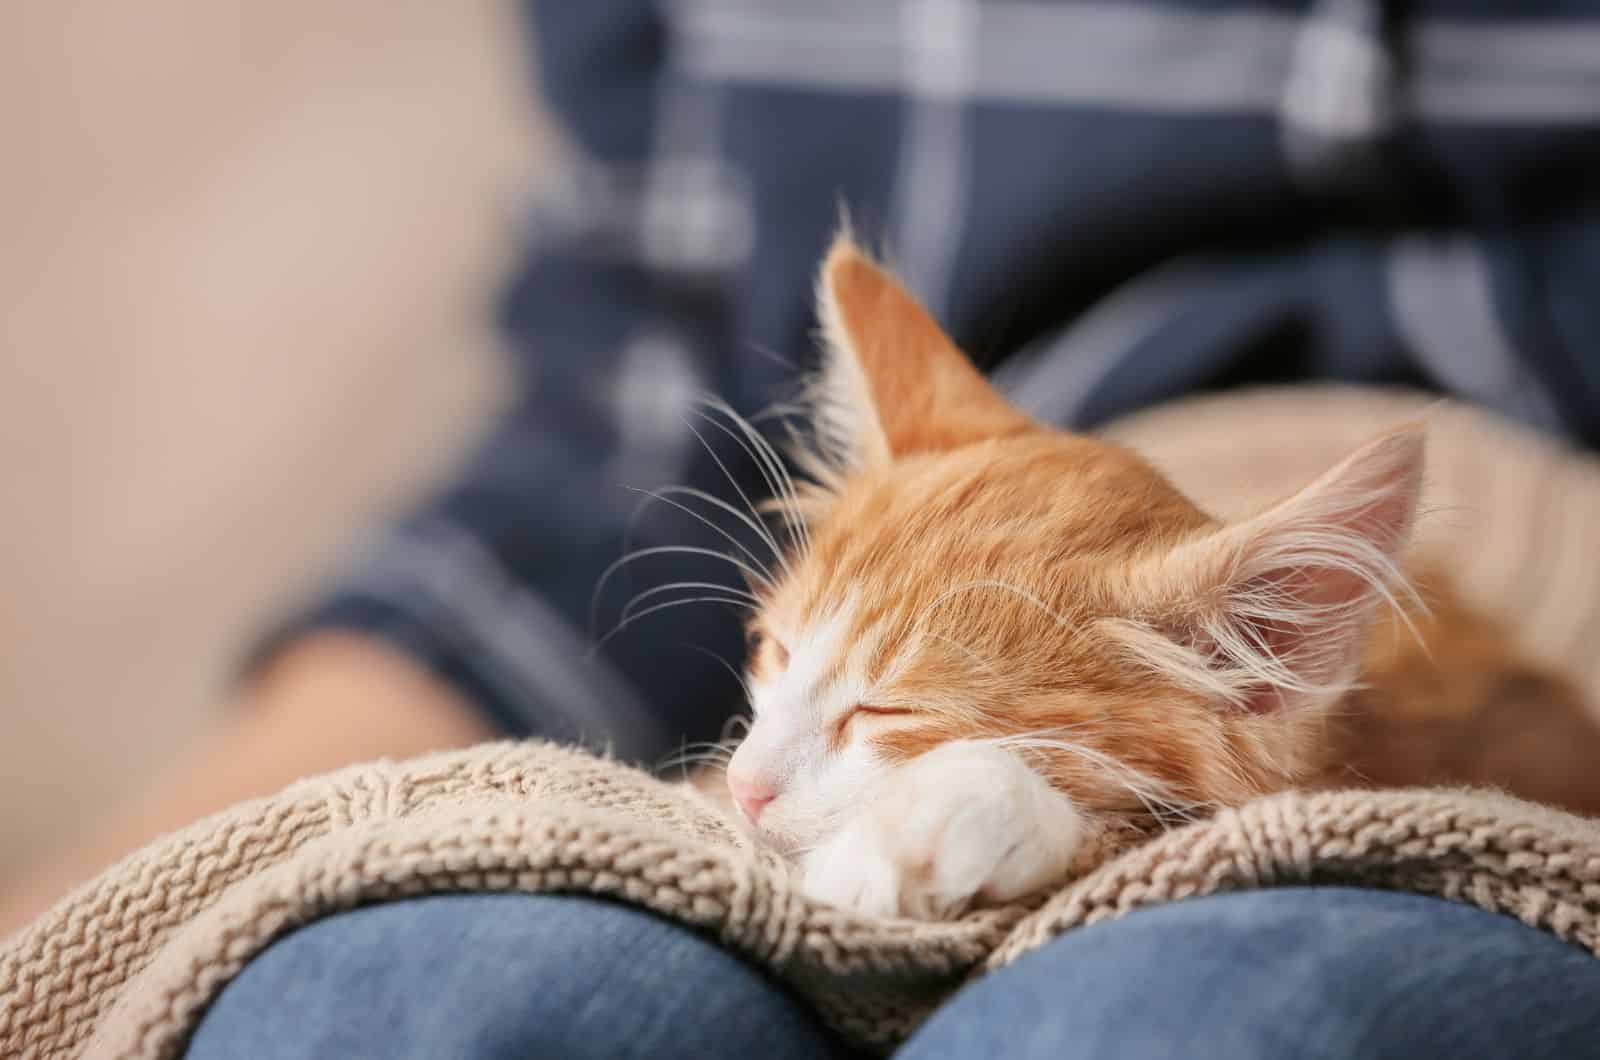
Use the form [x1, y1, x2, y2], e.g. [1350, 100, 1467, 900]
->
[902, 887, 1600, 1060]
[185, 888, 1600, 1060]
[184, 894, 856, 1060]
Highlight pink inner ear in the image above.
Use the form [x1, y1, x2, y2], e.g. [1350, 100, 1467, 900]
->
[1225, 565, 1356, 714]
[1166, 425, 1427, 714]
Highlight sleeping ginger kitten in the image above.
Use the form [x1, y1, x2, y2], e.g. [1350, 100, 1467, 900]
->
[713, 234, 1600, 920]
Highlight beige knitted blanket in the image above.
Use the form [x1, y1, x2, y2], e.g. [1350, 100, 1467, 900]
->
[5, 387, 1600, 1060]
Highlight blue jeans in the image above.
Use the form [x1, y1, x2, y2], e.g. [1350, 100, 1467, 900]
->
[186, 888, 1600, 1059]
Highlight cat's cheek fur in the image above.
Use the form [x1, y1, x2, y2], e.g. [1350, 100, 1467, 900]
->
[799, 741, 1085, 920]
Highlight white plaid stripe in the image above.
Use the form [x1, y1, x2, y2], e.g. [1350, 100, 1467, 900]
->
[522, 24, 753, 277]
[993, 257, 1231, 426]
[609, 327, 704, 490]
[889, 0, 978, 317]
[1387, 235, 1563, 431]
[677, 0, 1600, 124]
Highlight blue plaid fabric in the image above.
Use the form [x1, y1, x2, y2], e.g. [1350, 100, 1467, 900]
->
[268, 0, 1600, 763]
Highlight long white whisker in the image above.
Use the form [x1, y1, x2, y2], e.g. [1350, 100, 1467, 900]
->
[633, 484, 792, 579]
[746, 340, 799, 371]
[694, 396, 812, 557]
[682, 642, 756, 703]
[984, 732, 1213, 830]
[771, 404, 849, 497]
[918, 579, 1073, 633]
[749, 400, 807, 423]
[590, 545, 774, 636]
[694, 411, 792, 528]
[592, 594, 754, 653]
[919, 631, 1001, 676]
[621, 581, 762, 623]
[679, 418, 793, 577]
[656, 740, 738, 777]
[624, 487, 780, 581]
[697, 419, 809, 562]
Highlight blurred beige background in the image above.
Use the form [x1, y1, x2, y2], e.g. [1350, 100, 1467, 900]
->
[0, 1, 543, 881]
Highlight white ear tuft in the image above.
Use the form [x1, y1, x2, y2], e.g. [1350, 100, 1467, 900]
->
[1120, 424, 1426, 713]
[811, 235, 893, 469]
[807, 231, 1034, 472]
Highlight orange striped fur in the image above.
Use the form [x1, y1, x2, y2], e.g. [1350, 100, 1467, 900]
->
[718, 234, 1597, 918]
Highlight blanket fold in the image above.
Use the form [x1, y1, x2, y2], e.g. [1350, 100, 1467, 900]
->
[5, 743, 1600, 1059]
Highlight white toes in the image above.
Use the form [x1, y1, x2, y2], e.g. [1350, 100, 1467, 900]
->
[798, 742, 1084, 919]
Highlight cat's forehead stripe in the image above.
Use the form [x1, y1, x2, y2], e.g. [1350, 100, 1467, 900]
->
[754, 594, 860, 717]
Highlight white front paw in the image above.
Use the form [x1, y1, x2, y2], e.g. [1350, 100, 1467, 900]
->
[800, 742, 1083, 920]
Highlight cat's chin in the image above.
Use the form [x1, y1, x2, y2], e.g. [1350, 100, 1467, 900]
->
[712, 797, 816, 859]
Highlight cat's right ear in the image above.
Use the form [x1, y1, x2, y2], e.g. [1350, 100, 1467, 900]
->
[1120, 425, 1427, 716]
[811, 232, 1033, 469]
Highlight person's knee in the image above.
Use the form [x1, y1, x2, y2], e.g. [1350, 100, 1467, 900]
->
[903, 888, 1600, 1060]
[186, 893, 841, 1060]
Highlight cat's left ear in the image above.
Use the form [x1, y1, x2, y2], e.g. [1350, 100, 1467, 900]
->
[1126, 425, 1426, 715]
[812, 233, 1034, 468]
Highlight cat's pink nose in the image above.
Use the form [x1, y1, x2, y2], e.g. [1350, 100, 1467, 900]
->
[729, 776, 777, 823]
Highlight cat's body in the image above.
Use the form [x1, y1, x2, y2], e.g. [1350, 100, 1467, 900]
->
[708, 234, 1600, 920]
[1323, 579, 1600, 812]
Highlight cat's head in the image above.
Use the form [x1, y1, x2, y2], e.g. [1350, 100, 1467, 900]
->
[725, 234, 1424, 857]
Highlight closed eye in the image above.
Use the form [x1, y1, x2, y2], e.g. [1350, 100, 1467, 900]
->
[850, 705, 913, 719]
[828, 704, 915, 748]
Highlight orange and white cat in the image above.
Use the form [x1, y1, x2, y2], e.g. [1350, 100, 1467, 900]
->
[716, 233, 1600, 920]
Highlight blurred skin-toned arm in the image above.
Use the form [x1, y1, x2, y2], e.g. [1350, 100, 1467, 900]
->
[0, 632, 496, 937]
